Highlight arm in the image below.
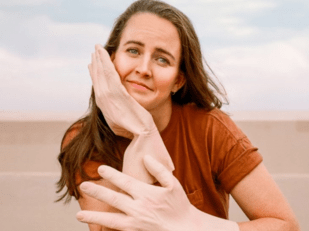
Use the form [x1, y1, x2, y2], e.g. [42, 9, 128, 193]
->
[77, 45, 174, 230]
[231, 163, 300, 231]
[76, 156, 300, 231]
[185, 162, 300, 230]
[89, 45, 174, 183]
[188, 163, 300, 231]
[76, 155, 239, 231]
[78, 179, 121, 231]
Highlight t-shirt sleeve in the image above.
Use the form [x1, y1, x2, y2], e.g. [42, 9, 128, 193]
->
[217, 137, 263, 193]
[75, 160, 104, 186]
[60, 122, 104, 188]
[61, 122, 83, 151]
[208, 110, 263, 193]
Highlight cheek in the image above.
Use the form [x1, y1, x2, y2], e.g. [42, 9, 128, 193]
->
[154, 70, 178, 90]
[113, 56, 133, 80]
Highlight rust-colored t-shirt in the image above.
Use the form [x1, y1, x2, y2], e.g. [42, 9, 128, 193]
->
[67, 103, 263, 219]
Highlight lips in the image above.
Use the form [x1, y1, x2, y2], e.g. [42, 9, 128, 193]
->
[127, 80, 152, 91]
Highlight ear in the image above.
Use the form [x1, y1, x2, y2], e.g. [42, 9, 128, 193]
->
[172, 71, 186, 93]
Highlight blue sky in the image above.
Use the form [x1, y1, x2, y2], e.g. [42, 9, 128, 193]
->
[0, 0, 308, 113]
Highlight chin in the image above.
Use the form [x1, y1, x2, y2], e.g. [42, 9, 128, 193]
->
[127, 92, 151, 109]
[135, 99, 152, 111]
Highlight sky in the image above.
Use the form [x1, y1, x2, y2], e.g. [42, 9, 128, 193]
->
[0, 0, 308, 114]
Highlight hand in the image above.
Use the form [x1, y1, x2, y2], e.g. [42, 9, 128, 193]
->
[89, 44, 157, 138]
[76, 155, 196, 231]
[89, 44, 174, 183]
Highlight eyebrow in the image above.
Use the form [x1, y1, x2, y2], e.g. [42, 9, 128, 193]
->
[124, 40, 176, 61]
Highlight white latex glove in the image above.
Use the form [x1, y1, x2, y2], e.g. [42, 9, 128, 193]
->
[89, 44, 155, 138]
[89, 44, 174, 183]
[76, 155, 239, 231]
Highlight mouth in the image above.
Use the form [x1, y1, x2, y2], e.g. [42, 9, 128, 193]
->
[127, 80, 152, 91]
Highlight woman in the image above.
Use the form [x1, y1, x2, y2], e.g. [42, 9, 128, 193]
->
[57, 0, 300, 230]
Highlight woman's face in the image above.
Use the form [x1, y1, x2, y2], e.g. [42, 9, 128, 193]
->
[112, 13, 184, 114]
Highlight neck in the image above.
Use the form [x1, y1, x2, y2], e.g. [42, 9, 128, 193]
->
[149, 100, 173, 132]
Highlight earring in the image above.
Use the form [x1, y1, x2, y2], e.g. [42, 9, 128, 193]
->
[171, 91, 176, 95]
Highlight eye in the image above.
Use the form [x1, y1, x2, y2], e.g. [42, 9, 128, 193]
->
[127, 48, 139, 55]
[157, 57, 170, 65]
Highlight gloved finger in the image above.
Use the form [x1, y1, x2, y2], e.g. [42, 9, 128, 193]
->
[95, 45, 120, 84]
[95, 48, 104, 81]
[143, 155, 175, 189]
[88, 64, 92, 76]
[76, 210, 130, 230]
[79, 181, 134, 214]
[97, 165, 147, 199]
[90, 53, 99, 94]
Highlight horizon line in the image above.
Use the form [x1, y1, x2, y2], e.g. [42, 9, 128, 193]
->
[1, 110, 309, 121]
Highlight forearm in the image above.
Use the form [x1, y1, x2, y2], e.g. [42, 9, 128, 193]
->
[238, 217, 300, 231]
[192, 205, 299, 231]
[122, 131, 174, 183]
[190, 206, 239, 231]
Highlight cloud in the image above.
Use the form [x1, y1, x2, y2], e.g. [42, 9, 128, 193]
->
[26, 15, 110, 57]
[167, 0, 276, 39]
[0, 15, 111, 112]
[1, 0, 308, 112]
[0, 46, 92, 111]
[207, 33, 309, 110]
[89, 0, 131, 11]
[166, 0, 276, 15]
[0, 11, 111, 58]
[0, 0, 55, 6]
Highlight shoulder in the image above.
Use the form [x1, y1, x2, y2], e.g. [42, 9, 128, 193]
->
[179, 103, 228, 121]
[179, 104, 245, 141]
[61, 119, 85, 150]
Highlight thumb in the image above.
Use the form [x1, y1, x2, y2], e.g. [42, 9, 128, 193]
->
[95, 45, 118, 76]
[143, 155, 174, 188]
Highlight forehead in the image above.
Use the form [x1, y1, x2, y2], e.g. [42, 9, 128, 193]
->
[119, 13, 181, 55]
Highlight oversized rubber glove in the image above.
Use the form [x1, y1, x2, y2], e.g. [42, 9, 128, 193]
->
[77, 155, 240, 231]
[88, 44, 174, 183]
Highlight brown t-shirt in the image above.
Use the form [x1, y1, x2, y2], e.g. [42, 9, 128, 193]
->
[69, 103, 263, 219]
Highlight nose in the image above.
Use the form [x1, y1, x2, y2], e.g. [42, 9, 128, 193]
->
[135, 55, 152, 78]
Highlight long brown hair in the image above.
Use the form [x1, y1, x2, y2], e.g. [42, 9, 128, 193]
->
[56, 0, 228, 202]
